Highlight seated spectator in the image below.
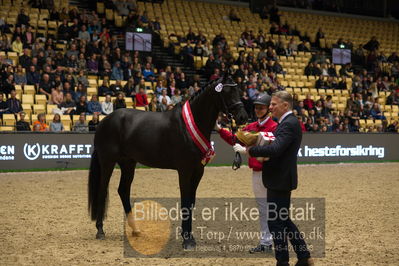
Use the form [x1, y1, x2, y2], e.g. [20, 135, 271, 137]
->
[14, 65, 27, 85]
[113, 92, 126, 110]
[101, 94, 114, 115]
[16, 112, 31, 131]
[38, 73, 54, 98]
[111, 61, 123, 80]
[386, 91, 399, 105]
[123, 78, 136, 98]
[78, 25, 90, 41]
[186, 28, 196, 43]
[297, 40, 309, 52]
[51, 85, 64, 105]
[98, 80, 113, 96]
[59, 93, 76, 116]
[11, 36, 23, 54]
[142, 63, 155, 81]
[110, 80, 123, 95]
[158, 89, 172, 111]
[77, 70, 89, 88]
[6, 90, 22, 114]
[17, 9, 30, 27]
[171, 89, 182, 106]
[155, 80, 167, 96]
[74, 83, 87, 103]
[303, 94, 315, 110]
[386, 121, 399, 133]
[76, 95, 88, 115]
[0, 93, 8, 118]
[33, 113, 49, 132]
[73, 113, 89, 132]
[1, 74, 16, 96]
[50, 114, 64, 132]
[176, 72, 189, 90]
[87, 54, 99, 74]
[135, 87, 149, 110]
[370, 103, 385, 120]
[87, 95, 102, 115]
[88, 113, 100, 132]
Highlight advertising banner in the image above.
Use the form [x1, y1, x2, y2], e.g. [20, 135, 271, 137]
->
[0, 133, 398, 171]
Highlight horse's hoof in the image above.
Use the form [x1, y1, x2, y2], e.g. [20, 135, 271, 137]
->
[96, 232, 105, 240]
[182, 237, 196, 250]
[132, 230, 141, 237]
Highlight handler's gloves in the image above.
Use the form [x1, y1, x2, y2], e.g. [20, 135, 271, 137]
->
[233, 143, 247, 155]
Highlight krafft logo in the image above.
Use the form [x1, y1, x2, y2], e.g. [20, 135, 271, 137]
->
[23, 143, 92, 160]
[23, 143, 41, 160]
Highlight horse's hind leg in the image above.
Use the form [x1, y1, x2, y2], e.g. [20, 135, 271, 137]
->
[117, 159, 140, 236]
[96, 161, 115, 240]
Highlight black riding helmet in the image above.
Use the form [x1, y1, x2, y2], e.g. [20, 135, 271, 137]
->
[253, 94, 271, 106]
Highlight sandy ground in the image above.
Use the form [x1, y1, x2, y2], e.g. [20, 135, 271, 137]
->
[1, 163, 399, 266]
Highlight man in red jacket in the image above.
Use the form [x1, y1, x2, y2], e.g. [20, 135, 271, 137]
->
[215, 94, 277, 253]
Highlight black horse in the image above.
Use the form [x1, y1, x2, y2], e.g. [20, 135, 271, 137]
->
[88, 75, 248, 249]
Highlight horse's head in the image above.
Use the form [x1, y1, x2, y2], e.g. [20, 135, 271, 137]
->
[211, 74, 248, 126]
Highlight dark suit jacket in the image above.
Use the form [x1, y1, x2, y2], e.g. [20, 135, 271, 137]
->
[248, 113, 301, 192]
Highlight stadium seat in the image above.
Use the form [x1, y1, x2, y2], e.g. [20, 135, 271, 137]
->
[2, 114, 16, 126]
[35, 95, 47, 105]
[24, 85, 36, 95]
[22, 94, 34, 105]
[87, 87, 97, 96]
[0, 126, 14, 131]
[22, 104, 32, 115]
[33, 104, 46, 114]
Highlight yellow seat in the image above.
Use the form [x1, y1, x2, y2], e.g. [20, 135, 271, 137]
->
[0, 126, 14, 131]
[47, 104, 57, 114]
[2, 114, 16, 126]
[125, 97, 134, 107]
[87, 87, 97, 96]
[24, 85, 36, 95]
[35, 94, 47, 105]
[33, 104, 46, 114]
[22, 94, 34, 105]
[135, 106, 146, 111]
[22, 104, 32, 115]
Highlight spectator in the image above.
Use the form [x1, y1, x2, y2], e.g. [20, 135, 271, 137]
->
[123, 78, 136, 98]
[38, 73, 54, 98]
[73, 82, 85, 102]
[98, 79, 113, 96]
[1, 74, 15, 96]
[142, 63, 154, 81]
[17, 9, 30, 27]
[51, 84, 64, 105]
[303, 94, 315, 110]
[87, 95, 102, 115]
[50, 113, 64, 132]
[19, 49, 31, 69]
[76, 95, 88, 115]
[110, 80, 123, 95]
[111, 61, 123, 80]
[135, 87, 148, 110]
[363, 36, 380, 52]
[0, 93, 8, 118]
[6, 90, 22, 114]
[113, 92, 126, 110]
[73, 113, 89, 132]
[14, 65, 27, 85]
[16, 112, 31, 131]
[158, 89, 172, 111]
[11, 36, 23, 54]
[171, 88, 182, 106]
[370, 103, 385, 120]
[33, 113, 49, 131]
[78, 25, 90, 41]
[87, 54, 99, 74]
[59, 92, 76, 116]
[88, 113, 100, 132]
[101, 94, 114, 115]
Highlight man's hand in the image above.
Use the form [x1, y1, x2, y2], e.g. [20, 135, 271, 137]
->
[233, 143, 247, 155]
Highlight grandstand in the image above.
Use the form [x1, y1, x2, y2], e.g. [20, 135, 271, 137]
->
[0, 0, 398, 133]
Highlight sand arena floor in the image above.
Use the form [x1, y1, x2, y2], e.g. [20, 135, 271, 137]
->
[1, 163, 398, 265]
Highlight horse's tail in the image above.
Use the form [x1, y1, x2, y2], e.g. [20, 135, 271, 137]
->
[88, 149, 101, 221]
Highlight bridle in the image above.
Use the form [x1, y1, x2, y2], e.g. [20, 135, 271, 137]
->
[217, 82, 244, 170]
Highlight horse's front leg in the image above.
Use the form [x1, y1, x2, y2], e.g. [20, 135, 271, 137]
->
[178, 166, 204, 250]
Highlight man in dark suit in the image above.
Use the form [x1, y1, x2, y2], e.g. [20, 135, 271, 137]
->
[234, 91, 314, 266]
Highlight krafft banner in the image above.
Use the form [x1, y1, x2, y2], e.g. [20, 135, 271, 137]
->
[0, 133, 398, 171]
